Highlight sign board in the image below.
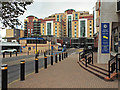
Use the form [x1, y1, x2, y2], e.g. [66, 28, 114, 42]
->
[101, 23, 110, 53]
[23, 46, 25, 48]
[33, 46, 35, 49]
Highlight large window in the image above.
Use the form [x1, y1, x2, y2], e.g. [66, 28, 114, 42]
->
[80, 21, 86, 37]
[47, 23, 51, 35]
[68, 16, 72, 37]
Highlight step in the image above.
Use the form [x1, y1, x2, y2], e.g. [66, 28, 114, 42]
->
[79, 59, 108, 76]
[77, 61, 105, 80]
[77, 61, 114, 81]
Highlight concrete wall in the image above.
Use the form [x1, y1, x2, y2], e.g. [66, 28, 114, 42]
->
[98, 1, 118, 64]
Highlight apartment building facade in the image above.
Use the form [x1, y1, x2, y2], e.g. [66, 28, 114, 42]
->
[24, 9, 94, 38]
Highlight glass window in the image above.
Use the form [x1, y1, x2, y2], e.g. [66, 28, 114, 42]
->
[80, 20, 86, 37]
[75, 14, 78, 20]
[57, 15, 59, 22]
[68, 16, 72, 38]
[75, 22, 76, 24]
[47, 23, 51, 35]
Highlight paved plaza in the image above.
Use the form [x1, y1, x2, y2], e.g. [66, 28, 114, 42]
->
[8, 53, 118, 88]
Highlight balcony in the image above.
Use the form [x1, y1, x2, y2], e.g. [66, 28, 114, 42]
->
[96, 16, 100, 27]
[96, 2, 99, 11]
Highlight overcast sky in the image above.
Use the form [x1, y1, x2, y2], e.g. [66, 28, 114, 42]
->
[1, 0, 97, 37]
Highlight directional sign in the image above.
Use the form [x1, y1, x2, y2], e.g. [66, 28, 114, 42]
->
[101, 23, 110, 53]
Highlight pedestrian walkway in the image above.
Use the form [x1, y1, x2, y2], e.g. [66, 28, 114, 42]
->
[9, 53, 118, 88]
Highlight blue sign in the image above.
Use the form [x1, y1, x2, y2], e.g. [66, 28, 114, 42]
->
[33, 46, 35, 49]
[23, 46, 25, 48]
[101, 23, 110, 53]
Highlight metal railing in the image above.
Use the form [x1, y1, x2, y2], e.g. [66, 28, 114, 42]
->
[108, 53, 120, 78]
[79, 51, 93, 67]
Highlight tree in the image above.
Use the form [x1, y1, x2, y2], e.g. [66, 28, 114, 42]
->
[0, 0, 33, 28]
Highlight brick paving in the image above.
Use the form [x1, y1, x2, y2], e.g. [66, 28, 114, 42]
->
[8, 53, 118, 88]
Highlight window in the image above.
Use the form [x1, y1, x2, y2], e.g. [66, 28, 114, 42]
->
[31, 29, 33, 34]
[55, 23, 57, 25]
[43, 27, 44, 35]
[57, 15, 59, 22]
[68, 16, 72, 37]
[90, 21, 91, 23]
[55, 26, 57, 36]
[75, 22, 76, 24]
[43, 24, 44, 26]
[90, 24, 91, 26]
[75, 14, 78, 20]
[28, 29, 30, 33]
[75, 25, 76, 29]
[47, 23, 51, 35]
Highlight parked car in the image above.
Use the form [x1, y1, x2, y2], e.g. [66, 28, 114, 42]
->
[58, 46, 63, 51]
[1, 49, 17, 53]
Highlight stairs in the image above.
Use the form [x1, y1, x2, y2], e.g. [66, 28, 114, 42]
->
[77, 58, 118, 81]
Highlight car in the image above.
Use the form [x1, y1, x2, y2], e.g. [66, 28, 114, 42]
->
[88, 46, 92, 50]
[58, 46, 63, 51]
[1, 49, 17, 53]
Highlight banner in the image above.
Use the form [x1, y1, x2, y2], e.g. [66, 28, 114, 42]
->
[101, 23, 110, 53]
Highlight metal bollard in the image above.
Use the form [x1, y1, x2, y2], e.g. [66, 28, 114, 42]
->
[62, 53, 63, 60]
[51, 55, 53, 65]
[35, 58, 38, 73]
[1, 64, 8, 90]
[65, 52, 67, 58]
[20, 60, 25, 81]
[44, 56, 47, 69]
[3, 52, 5, 58]
[55, 54, 58, 63]
[10, 52, 12, 57]
[16, 51, 17, 56]
[66, 52, 68, 57]
[64, 52, 65, 58]
[59, 53, 61, 61]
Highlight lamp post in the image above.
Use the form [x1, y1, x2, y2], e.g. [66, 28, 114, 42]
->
[31, 33, 41, 58]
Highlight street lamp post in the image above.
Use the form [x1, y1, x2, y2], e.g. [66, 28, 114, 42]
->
[31, 33, 41, 58]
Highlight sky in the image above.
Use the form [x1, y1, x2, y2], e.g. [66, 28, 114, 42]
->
[0, 0, 97, 37]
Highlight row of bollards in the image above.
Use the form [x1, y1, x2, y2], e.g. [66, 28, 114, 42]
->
[1, 52, 68, 90]
[3, 51, 18, 58]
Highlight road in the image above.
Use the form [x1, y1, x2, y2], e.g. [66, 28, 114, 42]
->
[1, 48, 78, 84]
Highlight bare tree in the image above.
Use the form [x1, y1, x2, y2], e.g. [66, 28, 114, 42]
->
[0, 0, 33, 28]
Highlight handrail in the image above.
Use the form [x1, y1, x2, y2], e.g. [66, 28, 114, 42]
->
[108, 53, 120, 78]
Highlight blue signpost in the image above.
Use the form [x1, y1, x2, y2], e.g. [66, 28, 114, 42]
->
[101, 23, 110, 53]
